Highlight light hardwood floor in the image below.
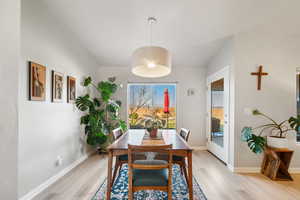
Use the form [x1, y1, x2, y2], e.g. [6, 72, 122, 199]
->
[33, 150, 300, 200]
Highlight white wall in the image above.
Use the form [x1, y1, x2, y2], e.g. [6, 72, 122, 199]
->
[207, 37, 234, 76]
[19, 0, 99, 198]
[97, 67, 207, 147]
[0, 0, 20, 199]
[234, 28, 300, 168]
[208, 27, 300, 169]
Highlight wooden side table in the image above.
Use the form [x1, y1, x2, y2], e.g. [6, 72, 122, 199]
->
[261, 147, 294, 181]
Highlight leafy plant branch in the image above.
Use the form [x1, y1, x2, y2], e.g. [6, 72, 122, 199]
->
[241, 109, 299, 154]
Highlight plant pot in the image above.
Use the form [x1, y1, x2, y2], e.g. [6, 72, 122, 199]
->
[150, 129, 158, 138]
[267, 136, 288, 148]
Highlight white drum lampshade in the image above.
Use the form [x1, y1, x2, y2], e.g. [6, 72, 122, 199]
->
[131, 46, 171, 78]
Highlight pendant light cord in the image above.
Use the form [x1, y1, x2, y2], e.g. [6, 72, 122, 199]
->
[150, 20, 152, 46]
[148, 17, 156, 47]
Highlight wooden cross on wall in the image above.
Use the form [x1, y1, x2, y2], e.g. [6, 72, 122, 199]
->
[251, 65, 268, 90]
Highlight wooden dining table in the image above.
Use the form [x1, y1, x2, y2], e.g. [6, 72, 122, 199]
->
[106, 129, 193, 199]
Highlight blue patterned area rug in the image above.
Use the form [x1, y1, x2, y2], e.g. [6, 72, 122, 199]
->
[92, 164, 207, 200]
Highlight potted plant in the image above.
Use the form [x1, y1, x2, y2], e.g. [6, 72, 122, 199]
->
[144, 108, 164, 138]
[241, 109, 300, 154]
[75, 77, 126, 153]
[146, 120, 160, 138]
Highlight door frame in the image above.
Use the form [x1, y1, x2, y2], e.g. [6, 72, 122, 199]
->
[206, 66, 230, 164]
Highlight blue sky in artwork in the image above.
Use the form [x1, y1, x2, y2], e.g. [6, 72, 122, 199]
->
[129, 84, 176, 107]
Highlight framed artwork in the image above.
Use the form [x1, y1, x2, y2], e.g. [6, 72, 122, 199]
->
[52, 71, 64, 102]
[67, 76, 76, 103]
[29, 61, 46, 101]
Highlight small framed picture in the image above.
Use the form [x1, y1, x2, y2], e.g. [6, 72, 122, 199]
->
[67, 76, 76, 103]
[29, 61, 46, 101]
[52, 71, 64, 103]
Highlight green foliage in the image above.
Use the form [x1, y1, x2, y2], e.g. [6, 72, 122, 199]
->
[93, 98, 101, 107]
[119, 120, 127, 132]
[252, 109, 261, 115]
[241, 127, 253, 142]
[288, 115, 300, 132]
[76, 94, 93, 111]
[84, 76, 92, 86]
[242, 126, 266, 154]
[247, 134, 266, 154]
[75, 77, 126, 149]
[144, 108, 164, 132]
[97, 81, 117, 102]
[87, 133, 107, 146]
[80, 114, 90, 125]
[242, 109, 297, 154]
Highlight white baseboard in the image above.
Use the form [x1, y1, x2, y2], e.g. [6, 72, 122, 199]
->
[19, 151, 95, 200]
[232, 167, 261, 173]
[227, 167, 300, 174]
[191, 146, 207, 151]
[289, 168, 300, 174]
[227, 164, 235, 172]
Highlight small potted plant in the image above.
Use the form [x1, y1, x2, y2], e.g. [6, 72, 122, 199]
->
[241, 109, 300, 154]
[144, 108, 164, 138]
[145, 120, 160, 138]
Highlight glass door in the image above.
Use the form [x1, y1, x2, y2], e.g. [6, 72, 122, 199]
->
[211, 79, 225, 148]
[207, 67, 229, 163]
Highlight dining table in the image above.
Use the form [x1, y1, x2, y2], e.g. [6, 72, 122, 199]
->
[106, 129, 193, 199]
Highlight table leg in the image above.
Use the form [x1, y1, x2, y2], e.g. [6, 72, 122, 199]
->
[187, 151, 193, 200]
[107, 150, 113, 200]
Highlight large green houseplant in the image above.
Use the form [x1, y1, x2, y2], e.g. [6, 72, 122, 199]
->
[241, 109, 300, 154]
[75, 77, 126, 152]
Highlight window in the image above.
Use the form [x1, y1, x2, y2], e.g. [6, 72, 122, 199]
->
[128, 83, 176, 129]
[297, 70, 300, 142]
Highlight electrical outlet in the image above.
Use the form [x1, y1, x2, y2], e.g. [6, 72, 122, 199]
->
[56, 155, 63, 166]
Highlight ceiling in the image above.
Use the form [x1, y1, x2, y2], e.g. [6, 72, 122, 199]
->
[41, 0, 300, 68]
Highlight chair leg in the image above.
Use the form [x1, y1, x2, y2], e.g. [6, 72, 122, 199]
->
[183, 164, 188, 184]
[118, 162, 123, 174]
[112, 159, 120, 187]
[128, 167, 133, 200]
[168, 185, 172, 200]
[180, 165, 184, 175]
[128, 191, 133, 200]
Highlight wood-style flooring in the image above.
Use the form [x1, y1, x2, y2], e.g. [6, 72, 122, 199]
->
[33, 150, 300, 200]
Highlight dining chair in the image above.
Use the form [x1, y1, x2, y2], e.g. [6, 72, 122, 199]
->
[111, 127, 127, 186]
[173, 128, 190, 182]
[179, 128, 191, 141]
[128, 144, 173, 200]
[113, 127, 123, 140]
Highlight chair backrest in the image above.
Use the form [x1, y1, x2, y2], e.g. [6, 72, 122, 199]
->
[128, 144, 173, 198]
[112, 127, 122, 140]
[179, 128, 190, 142]
[128, 144, 173, 170]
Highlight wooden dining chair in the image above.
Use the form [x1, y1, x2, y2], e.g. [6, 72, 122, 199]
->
[128, 144, 173, 200]
[113, 127, 123, 140]
[111, 127, 128, 186]
[173, 128, 190, 182]
[179, 128, 191, 141]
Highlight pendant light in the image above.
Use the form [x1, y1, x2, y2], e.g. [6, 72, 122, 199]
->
[131, 17, 171, 78]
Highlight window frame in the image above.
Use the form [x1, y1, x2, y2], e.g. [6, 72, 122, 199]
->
[127, 82, 177, 130]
